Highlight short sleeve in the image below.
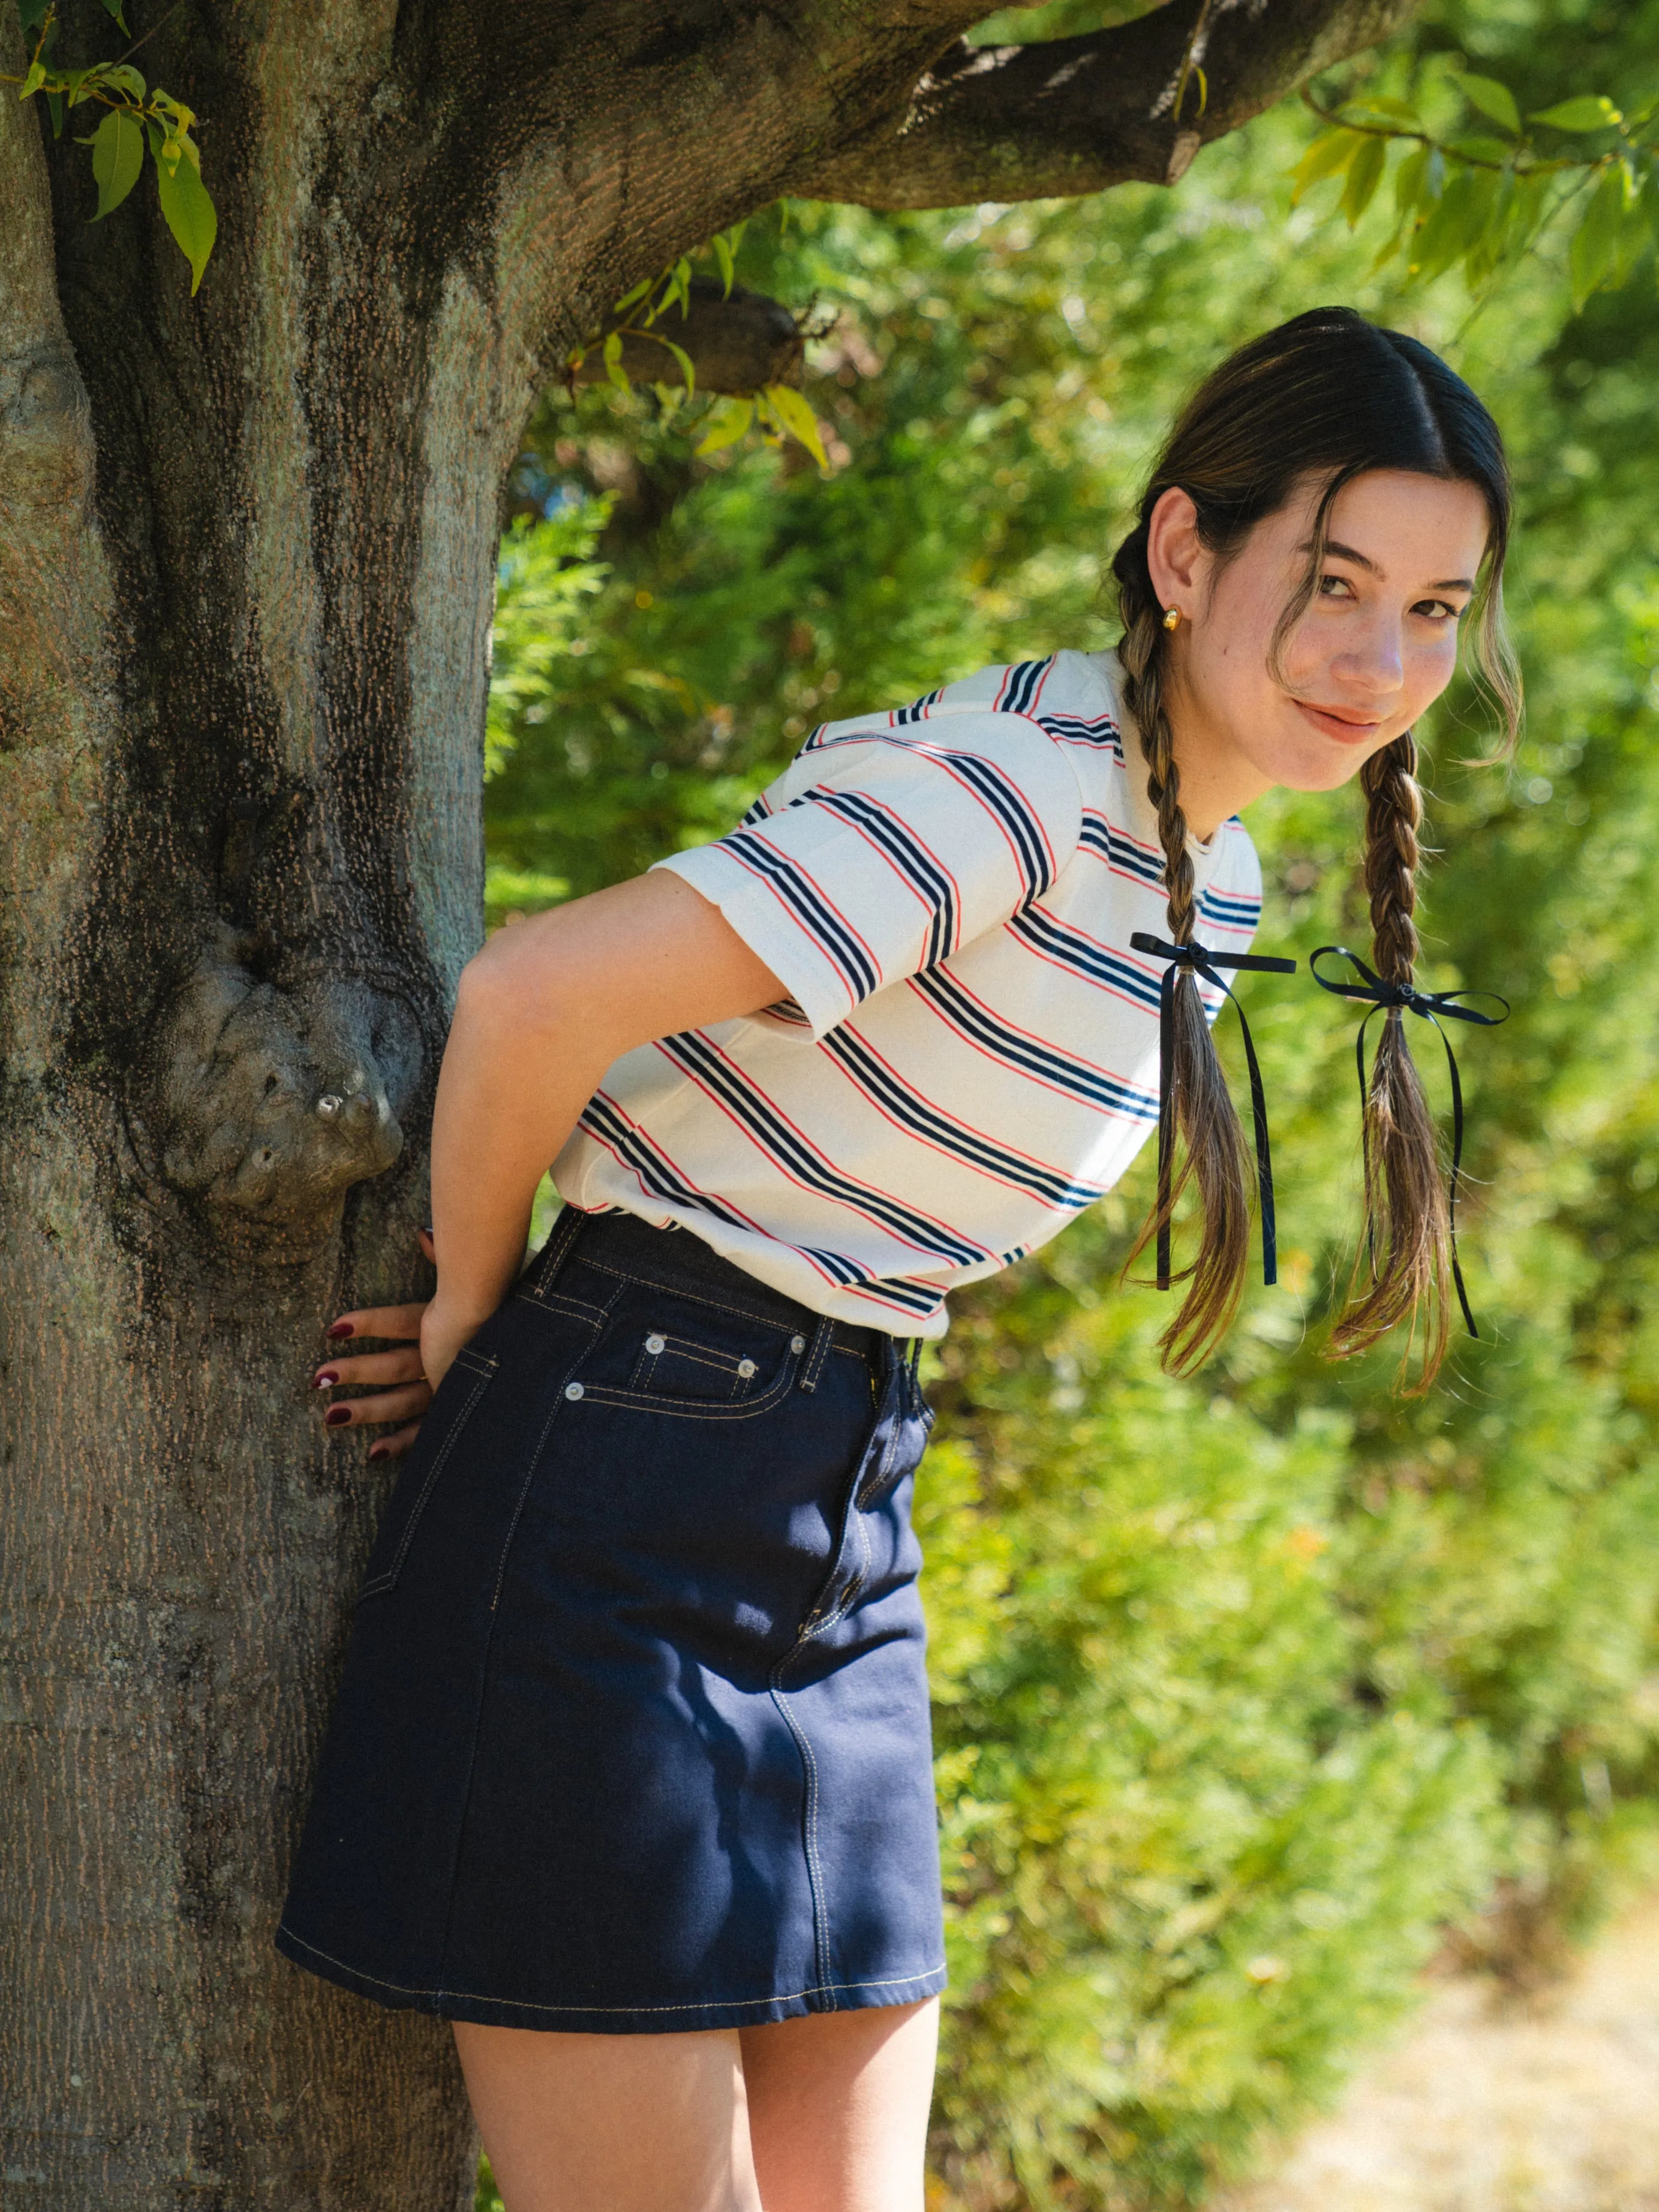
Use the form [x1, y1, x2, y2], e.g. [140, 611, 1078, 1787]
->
[653, 710, 1084, 1040]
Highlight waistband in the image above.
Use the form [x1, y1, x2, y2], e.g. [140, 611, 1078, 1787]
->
[525, 1208, 890, 1364]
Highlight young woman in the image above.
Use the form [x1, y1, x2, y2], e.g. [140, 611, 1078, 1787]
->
[277, 308, 1517, 2212]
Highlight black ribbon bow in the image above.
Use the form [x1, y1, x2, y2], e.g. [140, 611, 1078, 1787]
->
[1309, 945, 1510, 1338]
[1129, 934, 1298, 1291]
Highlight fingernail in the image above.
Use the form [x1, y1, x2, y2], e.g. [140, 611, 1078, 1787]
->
[420, 1224, 434, 1237]
[313, 1370, 339, 1389]
[326, 1320, 354, 1341]
[324, 1406, 352, 1428]
[368, 1443, 390, 1462]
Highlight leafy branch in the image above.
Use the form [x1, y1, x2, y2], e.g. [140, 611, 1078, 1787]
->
[7, 0, 216, 292]
[1294, 64, 1659, 311]
[569, 223, 831, 473]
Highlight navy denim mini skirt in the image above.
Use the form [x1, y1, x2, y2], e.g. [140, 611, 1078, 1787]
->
[276, 1206, 946, 2033]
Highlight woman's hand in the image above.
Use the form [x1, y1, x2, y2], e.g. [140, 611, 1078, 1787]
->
[312, 1227, 452, 1464]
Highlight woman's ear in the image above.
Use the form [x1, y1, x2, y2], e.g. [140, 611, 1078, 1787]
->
[1146, 486, 1206, 623]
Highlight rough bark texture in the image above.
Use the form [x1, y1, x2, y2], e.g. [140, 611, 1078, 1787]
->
[0, 3, 1417, 2205]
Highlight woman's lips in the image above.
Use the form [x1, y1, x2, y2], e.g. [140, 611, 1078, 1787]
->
[1294, 700, 1384, 744]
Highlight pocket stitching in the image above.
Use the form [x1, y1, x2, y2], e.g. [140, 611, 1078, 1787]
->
[357, 1362, 495, 1600]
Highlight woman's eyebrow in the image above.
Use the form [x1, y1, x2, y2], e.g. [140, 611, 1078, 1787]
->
[1300, 538, 1474, 592]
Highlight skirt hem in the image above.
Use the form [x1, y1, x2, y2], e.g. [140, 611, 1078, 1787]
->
[275, 1922, 947, 2035]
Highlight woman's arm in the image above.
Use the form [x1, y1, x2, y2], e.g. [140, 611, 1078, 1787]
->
[314, 870, 783, 1456]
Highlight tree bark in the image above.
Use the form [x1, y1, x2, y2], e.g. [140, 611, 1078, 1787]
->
[0, 3, 1417, 2205]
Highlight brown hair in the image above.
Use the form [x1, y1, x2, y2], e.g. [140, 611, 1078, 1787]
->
[1113, 306, 1519, 1383]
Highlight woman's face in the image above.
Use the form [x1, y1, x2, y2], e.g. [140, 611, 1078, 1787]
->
[1148, 468, 1492, 806]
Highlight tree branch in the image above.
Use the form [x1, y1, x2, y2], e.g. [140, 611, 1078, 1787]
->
[572, 279, 806, 396]
[796, 0, 1421, 209]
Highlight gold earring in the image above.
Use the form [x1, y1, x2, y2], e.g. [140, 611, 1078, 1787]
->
[1162, 605, 1182, 631]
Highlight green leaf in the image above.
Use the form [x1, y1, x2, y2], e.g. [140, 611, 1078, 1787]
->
[611, 278, 653, 314]
[713, 233, 735, 299]
[152, 132, 217, 293]
[87, 105, 144, 218]
[659, 338, 695, 396]
[17, 0, 52, 32]
[1409, 165, 1497, 282]
[1459, 74, 1520, 136]
[44, 86, 61, 135]
[1341, 134, 1387, 227]
[1291, 129, 1363, 204]
[1570, 162, 1635, 309]
[1338, 92, 1419, 125]
[602, 329, 630, 393]
[760, 383, 828, 470]
[1445, 134, 1513, 165]
[100, 64, 147, 100]
[19, 58, 46, 98]
[1530, 95, 1621, 132]
[695, 398, 753, 456]
[97, 0, 130, 28]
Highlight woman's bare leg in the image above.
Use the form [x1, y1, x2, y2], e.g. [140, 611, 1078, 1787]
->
[739, 1999, 940, 2212]
[452, 2020, 763, 2212]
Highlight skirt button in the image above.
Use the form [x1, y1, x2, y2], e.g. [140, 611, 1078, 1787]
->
[790, 1335, 806, 1355]
[645, 1334, 666, 1355]
[737, 1358, 758, 1379]
[565, 1381, 585, 1401]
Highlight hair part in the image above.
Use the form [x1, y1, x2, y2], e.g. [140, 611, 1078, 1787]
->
[1113, 305, 1519, 1383]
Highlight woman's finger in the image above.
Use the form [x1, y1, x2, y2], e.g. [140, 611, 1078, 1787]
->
[323, 1383, 433, 1434]
[312, 1348, 426, 1391]
[324, 1300, 429, 1344]
[367, 1420, 425, 1465]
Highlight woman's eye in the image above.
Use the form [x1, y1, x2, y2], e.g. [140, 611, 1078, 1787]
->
[1413, 598, 1462, 623]
[1317, 574, 1355, 600]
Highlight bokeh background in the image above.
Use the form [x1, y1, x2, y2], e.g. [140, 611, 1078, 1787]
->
[479, 0, 1659, 2199]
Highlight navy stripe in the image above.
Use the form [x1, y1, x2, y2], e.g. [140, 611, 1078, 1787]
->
[998, 657, 1052, 718]
[1036, 711, 1122, 757]
[1008, 907, 1163, 1012]
[1009, 908, 1225, 1018]
[860, 1275, 945, 1317]
[804, 788, 958, 968]
[582, 1097, 891, 1294]
[892, 687, 941, 727]
[723, 828, 879, 1002]
[941, 749, 1054, 900]
[911, 969, 1159, 1121]
[661, 1033, 992, 1266]
[822, 1028, 1102, 1210]
[579, 1097, 762, 1236]
[1080, 811, 1164, 884]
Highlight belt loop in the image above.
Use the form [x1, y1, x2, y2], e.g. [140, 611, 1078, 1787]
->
[797, 1314, 835, 1394]
[526, 1204, 584, 1299]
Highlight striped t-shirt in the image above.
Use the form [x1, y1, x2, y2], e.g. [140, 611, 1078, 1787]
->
[551, 648, 1263, 1337]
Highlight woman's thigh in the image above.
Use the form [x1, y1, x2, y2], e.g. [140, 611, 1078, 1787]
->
[452, 2020, 762, 2212]
[739, 1999, 940, 2212]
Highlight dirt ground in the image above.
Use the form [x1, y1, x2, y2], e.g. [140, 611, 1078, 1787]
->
[1217, 1894, 1659, 2212]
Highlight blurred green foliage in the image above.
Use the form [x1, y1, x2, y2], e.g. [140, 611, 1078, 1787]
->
[482, 1, 1659, 2200]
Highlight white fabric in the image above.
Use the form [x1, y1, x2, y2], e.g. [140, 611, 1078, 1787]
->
[551, 649, 1263, 1336]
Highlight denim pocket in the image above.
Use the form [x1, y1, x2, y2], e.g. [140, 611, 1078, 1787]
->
[573, 1286, 812, 1422]
[628, 1327, 765, 1403]
[356, 1343, 499, 1600]
[857, 1354, 934, 1508]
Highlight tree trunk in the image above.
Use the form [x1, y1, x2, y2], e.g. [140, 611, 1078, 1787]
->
[0, 2, 1418, 2203]
[0, 4, 492, 2201]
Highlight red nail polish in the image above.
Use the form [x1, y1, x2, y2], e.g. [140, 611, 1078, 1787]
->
[324, 1406, 352, 1428]
[326, 1320, 354, 1341]
[368, 1444, 389, 1462]
[313, 1371, 339, 1389]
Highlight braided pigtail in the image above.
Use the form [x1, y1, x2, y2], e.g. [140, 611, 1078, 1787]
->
[1116, 545, 1255, 1374]
[1326, 733, 1453, 1386]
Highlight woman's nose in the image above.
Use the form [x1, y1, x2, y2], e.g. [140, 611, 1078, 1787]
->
[1338, 616, 1405, 694]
